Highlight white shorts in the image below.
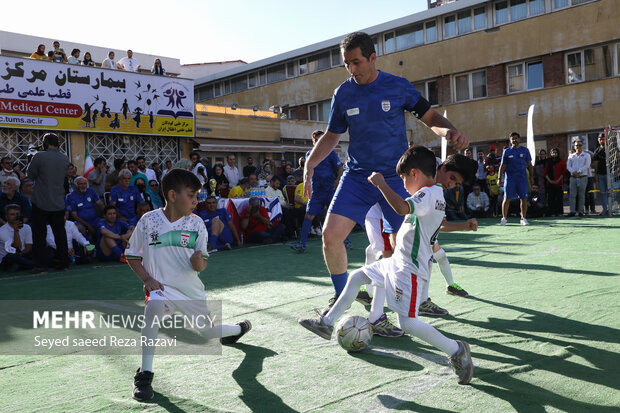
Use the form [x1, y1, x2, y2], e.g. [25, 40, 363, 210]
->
[364, 257, 427, 318]
[365, 204, 392, 252]
[145, 286, 211, 321]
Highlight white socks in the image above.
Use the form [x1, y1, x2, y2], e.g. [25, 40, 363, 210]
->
[397, 314, 459, 356]
[434, 247, 454, 286]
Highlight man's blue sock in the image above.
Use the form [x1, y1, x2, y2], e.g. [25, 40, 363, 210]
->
[300, 218, 312, 247]
[208, 234, 218, 247]
[330, 272, 348, 296]
[112, 246, 123, 260]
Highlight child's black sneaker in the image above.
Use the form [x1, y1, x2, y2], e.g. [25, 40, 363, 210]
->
[221, 320, 252, 345]
[133, 368, 154, 401]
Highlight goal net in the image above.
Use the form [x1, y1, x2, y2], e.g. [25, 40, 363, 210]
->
[604, 127, 620, 215]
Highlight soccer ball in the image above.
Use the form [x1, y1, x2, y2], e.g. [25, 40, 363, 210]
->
[336, 315, 372, 352]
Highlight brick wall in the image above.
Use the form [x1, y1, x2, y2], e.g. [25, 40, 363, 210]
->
[543, 53, 564, 88]
[487, 65, 506, 98]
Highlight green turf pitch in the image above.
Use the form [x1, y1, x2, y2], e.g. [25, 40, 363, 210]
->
[1, 217, 619, 412]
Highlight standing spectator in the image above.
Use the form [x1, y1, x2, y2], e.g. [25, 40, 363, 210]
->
[101, 51, 116, 69]
[51, 41, 67, 63]
[464, 148, 473, 159]
[294, 156, 305, 183]
[276, 160, 288, 177]
[486, 165, 500, 217]
[198, 196, 241, 250]
[534, 149, 548, 209]
[67, 48, 81, 64]
[161, 160, 173, 177]
[30, 44, 46, 60]
[583, 146, 596, 215]
[82, 52, 95, 67]
[211, 164, 228, 196]
[127, 160, 148, 185]
[257, 160, 272, 185]
[189, 152, 207, 185]
[151, 59, 166, 75]
[0, 204, 35, 271]
[117, 50, 141, 72]
[0, 177, 31, 225]
[64, 163, 78, 195]
[151, 162, 162, 182]
[243, 156, 257, 177]
[88, 157, 107, 198]
[485, 145, 501, 170]
[106, 158, 126, 190]
[592, 134, 609, 215]
[466, 184, 490, 218]
[545, 148, 567, 217]
[136, 156, 158, 183]
[475, 151, 487, 192]
[96, 205, 132, 262]
[110, 169, 143, 222]
[223, 154, 240, 187]
[498, 132, 534, 226]
[444, 185, 468, 221]
[66, 176, 104, 240]
[0, 156, 20, 187]
[240, 197, 285, 244]
[567, 139, 591, 217]
[26, 133, 70, 271]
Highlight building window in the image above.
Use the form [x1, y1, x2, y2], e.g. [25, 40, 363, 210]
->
[566, 46, 614, 83]
[286, 61, 297, 78]
[454, 70, 486, 102]
[510, 0, 527, 20]
[457, 10, 472, 34]
[413, 80, 439, 106]
[496, 0, 545, 24]
[223, 80, 231, 95]
[198, 85, 214, 100]
[331, 48, 343, 67]
[231, 75, 247, 93]
[384, 32, 395, 54]
[444, 15, 456, 38]
[425, 20, 437, 42]
[508, 60, 543, 93]
[495, 1, 509, 24]
[299, 58, 308, 76]
[554, 0, 593, 9]
[266, 64, 286, 83]
[213, 82, 221, 97]
[474, 7, 486, 30]
[529, 0, 544, 15]
[395, 23, 424, 50]
[309, 104, 318, 121]
[248, 72, 257, 88]
[308, 100, 331, 122]
[372, 36, 381, 56]
[616, 43, 620, 76]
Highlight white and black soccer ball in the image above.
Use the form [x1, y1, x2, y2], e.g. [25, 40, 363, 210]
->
[336, 315, 372, 352]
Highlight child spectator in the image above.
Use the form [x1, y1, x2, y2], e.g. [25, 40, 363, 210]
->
[82, 52, 95, 67]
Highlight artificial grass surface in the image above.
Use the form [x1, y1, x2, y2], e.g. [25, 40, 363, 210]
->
[1, 216, 619, 412]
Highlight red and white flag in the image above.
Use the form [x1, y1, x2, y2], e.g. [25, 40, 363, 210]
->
[83, 149, 94, 178]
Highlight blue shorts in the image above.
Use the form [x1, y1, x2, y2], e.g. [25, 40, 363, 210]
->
[504, 175, 529, 199]
[328, 171, 408, 233]
[306, 187, 335, 217]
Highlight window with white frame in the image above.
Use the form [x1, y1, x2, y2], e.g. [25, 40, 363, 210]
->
[507, 60, 543, 93]
[286, 61, 297, 78]
[412, 80, 439, 106]
[425, 21, 437, 42]
[223, 80, 231, 95]
[444, 15, 456, 38]
[616, 43, 620, 76]
[454, 70, 486, 102]
[267, 64, 286, 83]
[308, 100, 331, 122]
[384, 32, 395, 54]
[248, 72, 257, 88]
[566, 45, 614, 84]
[445, 7, 486, 38]
[554, 0, 594, 9]
[495, 0, 543, 24]
[395, 23, 424, 50]
[299, 58, 308, 76]
[214, 82, 221, 97]
[331, 48, 343, 67]
[231, 75, 247, 93]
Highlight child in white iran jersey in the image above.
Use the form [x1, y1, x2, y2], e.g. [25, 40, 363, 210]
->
[299, 146, 473, 385]
[126, 169, 251, 402]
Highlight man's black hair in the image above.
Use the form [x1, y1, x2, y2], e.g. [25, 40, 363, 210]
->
[136, 155, 146, 162]
[239, 177, 250, 186]
[340, 32, 375, 60]
[42, 133, 60, 149]
[5, 203, 21, 215]
[161, 168, 201, 202]
[396, 145, 437, 178]
[127, 159, 137, 166]
[510, 131, 520, 138]
[442, 154, 478, 184]
[113, 158, 125, 170]
[103, 205, 117, 215]
[270, 175, 281, 183]
[189, 151, 199, 159]
[94, 157, 105, 167]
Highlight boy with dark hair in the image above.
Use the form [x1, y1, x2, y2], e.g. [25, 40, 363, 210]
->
[299, 146, 473, 385]
[125, 168, 251, 401]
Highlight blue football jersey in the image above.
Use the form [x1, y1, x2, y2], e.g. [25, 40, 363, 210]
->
[501, 146, 531, 177]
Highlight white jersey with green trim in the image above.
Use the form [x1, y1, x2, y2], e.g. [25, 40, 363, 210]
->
[393, 185, 446, 281]
[125, 209, 209, 300]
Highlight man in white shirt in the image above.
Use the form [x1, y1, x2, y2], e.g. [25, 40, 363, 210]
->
[189, 152, 207, 185]
[117, 50, 141, 72]
[566, 139, 591, 217]
[466, 184, 490, 218]
[136, 156, 158, 183]
[264, 176, 296, 239]
[101, 51, 116, 69]
[0, 157, 20, 187]
[223, 154, 240, 187]
[46, 219, 94, 264]
[0, 204, 35, 271]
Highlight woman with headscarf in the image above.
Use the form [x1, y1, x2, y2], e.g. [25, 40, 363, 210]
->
[146, 180, 164, 209]
[545, 147, 567, 216]
[534, 149, 548, 208]
[82, 52, 95, 67]
[211, 163, 229, 196]
[30, 44, 46, 59]
[133, 177, 153, 210]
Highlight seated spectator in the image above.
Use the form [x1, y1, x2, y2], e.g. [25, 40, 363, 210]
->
[19, 178, 34, 204]
[278, 164, 294, 185]
[117, 49, 140, 72]
[161, 160, 173, 176]
[12, 161, 26, 181]
[46, 218, 95, 265]
[66, 176, 104, 240]
[466, 184, 490, 218]
[527, 185, 546, 218]
[51, 41, 67, 63]
[82, 52, 95, 67]
[30, 44, 46, 59]
[0, 177, 31, 226]
[265, 176, 296, 239]
[0, 156, 20, 186]
[151, 58, 166, 75]
[248, 173, 265, 197]
[199, 196, 241, 251]
[445, 185, 468, 221]
[46, 51, 54, 61]
[64, 163, 77, 195]
[88, 157, 107, 197]
[129, 201, 152, 227]
[109, 169, 143, 222]
[146, 180, 164, 209]
[106, 158, 126, 191]
[240, 197, 285, 244]
[134, 177, 153, 209]
[228, 177, 250, 198]
[243, 157, 257, 178]
[96, 205, 132, 262]
[127, 160, 148, 185]
[67, 48, 81, 64]
[101, 51, 116, 69]
[257, 160, 272, 185]
[0, 204, 35, 271]
[265, 176, 286, 206]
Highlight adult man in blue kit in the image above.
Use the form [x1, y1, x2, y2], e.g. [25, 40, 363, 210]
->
[498, 132, 534, 226]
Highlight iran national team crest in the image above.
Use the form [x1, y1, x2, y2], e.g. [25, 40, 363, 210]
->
[381, 100, 391, 112]
[395, 287, 403, 302]
[180, 232, 190, 247]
